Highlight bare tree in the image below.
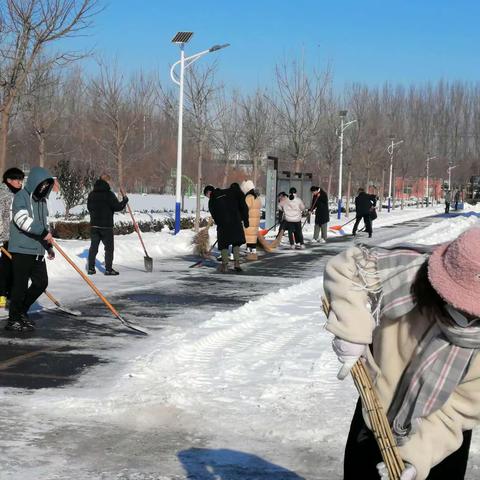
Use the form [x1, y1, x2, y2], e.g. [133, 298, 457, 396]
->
[183, 63, 218, 231]
[238, 88, 271, 186]
[211, 89, 241, 188]
[88, 61, 155, 187]
[0, 0, 99, 172]
[270, 58, 330, 172]
[22, 60, 65, 166]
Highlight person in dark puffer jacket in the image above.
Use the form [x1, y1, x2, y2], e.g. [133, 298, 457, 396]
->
[87, 174, 128, 276]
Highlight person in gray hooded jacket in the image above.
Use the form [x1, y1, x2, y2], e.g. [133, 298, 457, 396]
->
[6, 166, 55, 331]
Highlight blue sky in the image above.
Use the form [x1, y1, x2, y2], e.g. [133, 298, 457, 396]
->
[61, 0, 480, 90]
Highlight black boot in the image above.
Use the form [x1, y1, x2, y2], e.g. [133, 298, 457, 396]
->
[105, 268, 119, 276]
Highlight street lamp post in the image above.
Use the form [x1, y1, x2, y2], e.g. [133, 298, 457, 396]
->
[170, 32, 229, 234]
[386, 136, 403, 212]
[447, 163, 457, 190]
[337, 110, 357, 219]
[425, 153, 437, 207]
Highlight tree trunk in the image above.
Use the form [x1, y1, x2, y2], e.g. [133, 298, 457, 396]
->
[327, 168, 332, 198]
[35, 130, 46, 167]
[117, 149, 124, 189]
[380, 168, 385, 211]
[222, 157, 230, 188]
[294, 156, 303, 173]
[0, 111, 10, 174]
[253, 154, 258, 186]
[346, 169, 352, 218]
[195, 139, 204, 232]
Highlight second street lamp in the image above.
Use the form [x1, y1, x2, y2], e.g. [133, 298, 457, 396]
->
[337, 110, 357, 219]
[386, 136, 403, 212]
[170, 32, 230, 234]
[425, 153, 437, 207]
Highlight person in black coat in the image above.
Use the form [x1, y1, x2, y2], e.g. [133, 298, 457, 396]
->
[87, 174, 128, 275]
[352, 188, 376, 238]
[309, 186, 330, 243]
[204, 184, 249, 273]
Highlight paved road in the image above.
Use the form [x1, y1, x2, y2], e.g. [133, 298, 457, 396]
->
[2, 214, 478, 480]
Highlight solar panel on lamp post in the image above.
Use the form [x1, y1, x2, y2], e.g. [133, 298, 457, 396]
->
[170, 32, 230, 234]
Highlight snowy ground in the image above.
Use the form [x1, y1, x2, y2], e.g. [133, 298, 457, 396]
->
[1, 204, 480, 479]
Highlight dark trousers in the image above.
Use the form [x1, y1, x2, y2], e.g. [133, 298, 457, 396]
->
[286, 221, 304, 245]
[344, 399, 472, 479]
[352, 214, 372, 235]
[9, 253, 48, 320]
[88, 227, 114, 270]
[0, 241, 12, 297]
[445, 202, 451, 214]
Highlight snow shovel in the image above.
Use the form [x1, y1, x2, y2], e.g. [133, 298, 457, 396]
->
[0, 246, 81, 317]
[51, 240, 147, 335]
[321, 297, 405, 479]
[121, 190, 153, 272]
[329, 217, 355, 231]
[258, 221, 278, 236]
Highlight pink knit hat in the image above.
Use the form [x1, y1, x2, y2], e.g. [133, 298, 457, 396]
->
[428, 227, 480, 317]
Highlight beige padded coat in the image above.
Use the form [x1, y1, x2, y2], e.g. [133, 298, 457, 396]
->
[323, 246, 480, 480]
[244, 194, 262, 244]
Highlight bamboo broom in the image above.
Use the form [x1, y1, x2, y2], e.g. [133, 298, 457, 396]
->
[322, 296, 405, 479]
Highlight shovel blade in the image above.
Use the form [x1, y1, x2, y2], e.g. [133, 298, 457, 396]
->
[144, 255, 153, 272]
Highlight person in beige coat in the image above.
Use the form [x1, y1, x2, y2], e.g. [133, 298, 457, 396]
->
[241, 180, 262, 261]
[323, 227, 480, 480]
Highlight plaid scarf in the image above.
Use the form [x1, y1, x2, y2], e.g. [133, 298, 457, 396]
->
[357, 245, 480, 443]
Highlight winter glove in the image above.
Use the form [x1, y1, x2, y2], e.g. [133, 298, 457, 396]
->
[332, 337, 367, 380]
[376, 462, 416, 479]
[244, 220, 249, 229]
[47, 248, 55, 260]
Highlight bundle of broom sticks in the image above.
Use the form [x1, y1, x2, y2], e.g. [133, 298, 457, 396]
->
[321, 296, 405, 479]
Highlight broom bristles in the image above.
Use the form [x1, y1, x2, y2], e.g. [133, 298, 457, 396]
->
[193, 218, 213, 257]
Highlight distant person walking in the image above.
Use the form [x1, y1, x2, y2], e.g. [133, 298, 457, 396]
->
[87, 174, 128, 276]
[280, 187, 305, 249]
[444, 190, 452, 214]
[204, 184, 249, 273]
[454, 190, 461, 211]
[0, 168, 25, 309]
[241, 180, 262, 261]
[309, 186, 329, 243]
[352, 188, 376, 238]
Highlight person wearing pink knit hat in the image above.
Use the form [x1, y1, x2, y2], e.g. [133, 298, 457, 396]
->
[323, 226, 480, 480]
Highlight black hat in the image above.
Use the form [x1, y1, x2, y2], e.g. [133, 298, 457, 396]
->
[203, 185, 215, 196]
[3, 167, 25, 183]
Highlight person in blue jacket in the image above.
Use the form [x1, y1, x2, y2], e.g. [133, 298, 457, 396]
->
[6, 167, 55, 331]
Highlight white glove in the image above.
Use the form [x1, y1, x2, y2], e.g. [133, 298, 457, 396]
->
[332, 337, 366, 380]
[377, 462, 417, 480]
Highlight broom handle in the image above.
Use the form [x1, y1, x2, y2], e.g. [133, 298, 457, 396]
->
[322, 296, 405, 478]
[1, 246, 63, 308]
[121, 190, 150, 257]
[51, 239, 123, 320]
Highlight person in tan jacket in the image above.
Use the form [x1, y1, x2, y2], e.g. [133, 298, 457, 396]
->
[323, 227, 480, 480]
[240, 180, 262, 261]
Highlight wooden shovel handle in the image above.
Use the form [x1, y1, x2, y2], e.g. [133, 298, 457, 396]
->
[51, 239, 122, 319]
[121, 190, 150, 258]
